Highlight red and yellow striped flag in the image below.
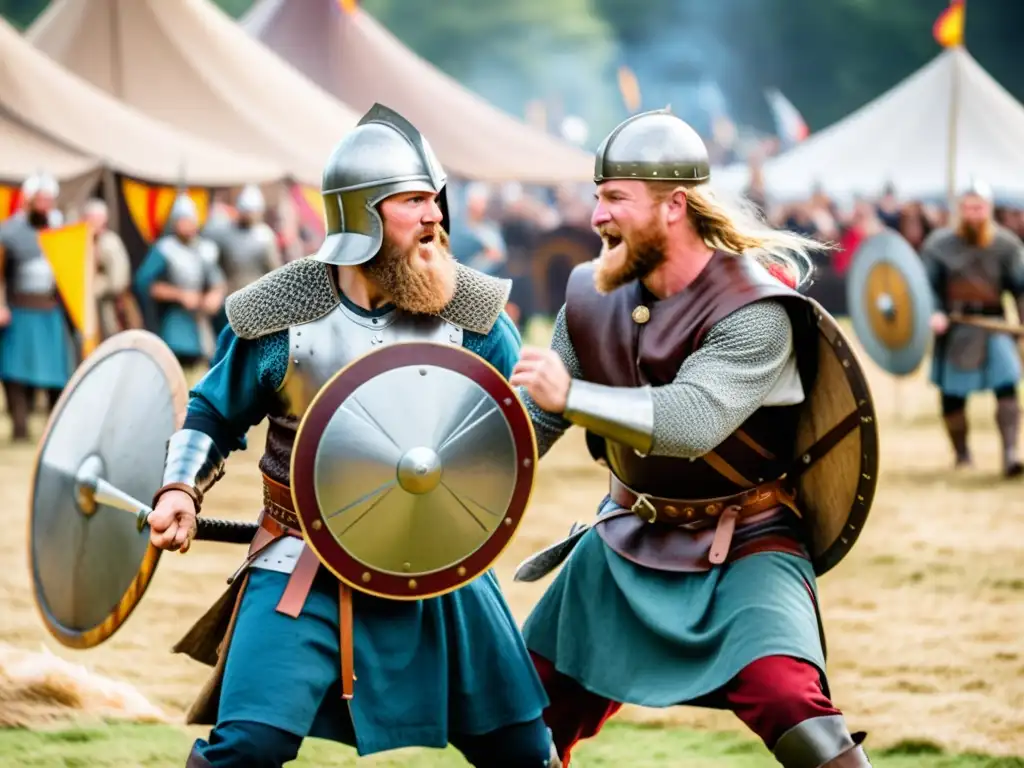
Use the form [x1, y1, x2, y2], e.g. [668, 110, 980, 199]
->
[933, 0, 965, 48]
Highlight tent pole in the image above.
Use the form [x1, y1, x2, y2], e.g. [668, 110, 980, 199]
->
[945, 46, 962, 213]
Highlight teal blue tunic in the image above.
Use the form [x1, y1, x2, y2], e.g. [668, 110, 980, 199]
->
[0, 305, 74, 388]
[522, 497, 826, 706]
[133, 245, 210, 360]
[184, 306, 548, 756]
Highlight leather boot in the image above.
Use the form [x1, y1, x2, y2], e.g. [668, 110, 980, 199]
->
[942, 410, 971, 467]
[2, 380, 30, 442]
[995, 397, 1023, 477]
[773, 715, 872, 767]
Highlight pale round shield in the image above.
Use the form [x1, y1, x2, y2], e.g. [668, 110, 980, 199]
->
[29, 330, 187, 648]
[793, 302, 880, 576]
[291, 342, 537, 600]
[846, 230, 935, 375]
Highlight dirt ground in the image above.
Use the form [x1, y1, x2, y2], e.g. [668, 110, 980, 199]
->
[1, 332, 1023, 756]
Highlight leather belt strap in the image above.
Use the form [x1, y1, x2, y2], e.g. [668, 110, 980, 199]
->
[259, 475, 355, 699]
[8, 292, 58, 310]
[608, 475, 798, 566]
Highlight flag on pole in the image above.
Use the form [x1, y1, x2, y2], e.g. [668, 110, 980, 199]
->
[0, 184, 21, 223]
[38, 222, 100, 356]
[617, 66, 642, 114]
[933, 0, 965, 48]
[764, 88, 809, 147]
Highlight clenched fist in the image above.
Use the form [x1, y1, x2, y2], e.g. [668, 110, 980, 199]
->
[510, 347, 572, 414]
[148, 489, 198, 553]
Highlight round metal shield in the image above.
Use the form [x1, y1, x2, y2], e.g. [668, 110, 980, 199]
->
[291, 342, 537, 600]
[846, 230, 935, 375]
[28, 330, 187, 648]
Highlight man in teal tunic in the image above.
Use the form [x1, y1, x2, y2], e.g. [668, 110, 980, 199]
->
[134, 195, 225, 369]
[0, 172, 76, 441]
[511, 110, 872, 767]
[145, 105, 558, 767]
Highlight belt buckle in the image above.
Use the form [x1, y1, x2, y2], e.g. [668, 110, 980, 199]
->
[630, 494, 658, 524]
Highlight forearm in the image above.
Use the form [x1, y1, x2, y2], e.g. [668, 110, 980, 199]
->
[561, 301, 795, 459]
[150, 281, 183, 303]
[155, 426, 226, 511]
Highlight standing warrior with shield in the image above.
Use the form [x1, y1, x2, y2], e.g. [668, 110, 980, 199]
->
[921, 181, 1024, 476]
[0, 172, 76, 441]
[512, 110, 877, 767]
[147, 105, 558, 767]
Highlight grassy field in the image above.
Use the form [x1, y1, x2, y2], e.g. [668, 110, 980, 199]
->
[1, 721, 1023, 768]
[1, 320, 1023, 763]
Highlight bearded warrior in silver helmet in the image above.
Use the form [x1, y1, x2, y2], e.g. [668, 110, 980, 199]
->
[133, 195, 227, 368]
[203, 184, 283, 337]
[146, 104, 559, 767]
[511, 110, 876, 766]
[922, 181, 1024, 476]
[0, 172, 76, 441]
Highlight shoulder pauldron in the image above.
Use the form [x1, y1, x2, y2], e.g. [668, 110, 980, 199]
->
[227, 258, 511, 340]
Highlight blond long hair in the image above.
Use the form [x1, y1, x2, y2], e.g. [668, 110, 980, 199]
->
[650, 181, 829, 288]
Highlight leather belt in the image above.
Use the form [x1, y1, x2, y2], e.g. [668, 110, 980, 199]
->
[257, 474, 355, 699]
[609, 474, 796, 528]
[8, 292, 58, 310]
[608, 474, 799, 566]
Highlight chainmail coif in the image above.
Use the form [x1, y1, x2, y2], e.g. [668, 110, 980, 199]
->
[518, 300, 795, 458]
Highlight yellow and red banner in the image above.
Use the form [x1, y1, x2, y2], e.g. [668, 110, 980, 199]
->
[38, 222, 100, 356]
[0, 184, 23, 223]
[933, 0, 965, 48]
[291, 184, 326, 240]
[120, 178, 210, 244]
[337, 0, 358, 14]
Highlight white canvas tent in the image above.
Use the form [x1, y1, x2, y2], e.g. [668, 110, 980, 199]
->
[735, 48, 1024, 204]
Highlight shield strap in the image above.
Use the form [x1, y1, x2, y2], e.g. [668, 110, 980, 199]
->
[786, 410, 861, 484]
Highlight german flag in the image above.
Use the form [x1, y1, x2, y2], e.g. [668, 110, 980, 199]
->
[933, 0, 965, 48]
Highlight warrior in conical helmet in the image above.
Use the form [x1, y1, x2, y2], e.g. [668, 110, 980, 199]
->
[133, 194, 226, 369]
[146, 104, 559, 767]
[922, 179, 1024, 477]
[0, 171, 75, 441]
[512, 109, 875, 766]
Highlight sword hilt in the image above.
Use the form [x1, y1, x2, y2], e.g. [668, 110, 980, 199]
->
[195, 517, 260, 544]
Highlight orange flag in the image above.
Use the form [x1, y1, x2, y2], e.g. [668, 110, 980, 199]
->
[337, 0, 358, 13]
[120, 178, 210, 244]
[0, 184, 22, 223]
[933, 0, 965, 48]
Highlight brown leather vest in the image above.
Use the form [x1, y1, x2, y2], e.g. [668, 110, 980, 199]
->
[565, 253, 819, 500]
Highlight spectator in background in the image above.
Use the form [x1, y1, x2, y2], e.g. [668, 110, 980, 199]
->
[876, 182, 902, 230]
[82, 198, 140, 337]
[900, 201, 934, 252]
[448, 182, 508, 277]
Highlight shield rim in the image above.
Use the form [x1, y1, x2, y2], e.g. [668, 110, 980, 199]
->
[290, 341, 538, 600]
[845, 230, 934, 376]
[27, 330, 187, 648]
[804, 302, 880, 576]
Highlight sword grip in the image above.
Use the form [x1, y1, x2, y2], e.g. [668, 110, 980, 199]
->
[194, 517, 260, 545]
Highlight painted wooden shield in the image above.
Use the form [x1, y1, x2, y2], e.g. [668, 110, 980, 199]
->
[846, 230, 935, 375]
[28, 330, 188, 648]
[291, 342, 537, 600]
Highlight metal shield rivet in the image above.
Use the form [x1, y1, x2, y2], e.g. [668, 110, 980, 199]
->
[312, 520, 322, 531]
[419, 369, 427, 376]
[457, 566, 466, 577]
[632, 305, 650, 324]
[523, 458, 532, 467]
[504, 517, 513, 526]
[361, 572, 371, 583]
[402, 562, 411, 571]
[504, 397, 512, 406]
[408, 579, 418, 589]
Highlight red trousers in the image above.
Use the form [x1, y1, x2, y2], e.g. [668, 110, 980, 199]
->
[531, 653, 841, 765]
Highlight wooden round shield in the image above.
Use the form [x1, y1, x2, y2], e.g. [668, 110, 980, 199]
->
[794, 304, 880, 576]
[846, 230, 935, 375]
[28, 331, 187, 648]
[291, 342, 537, 600]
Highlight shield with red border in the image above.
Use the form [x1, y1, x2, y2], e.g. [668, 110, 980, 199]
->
[290, 342, 537, 600]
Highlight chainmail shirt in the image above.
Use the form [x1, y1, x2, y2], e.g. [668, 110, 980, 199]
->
[518, 300, 796, 458]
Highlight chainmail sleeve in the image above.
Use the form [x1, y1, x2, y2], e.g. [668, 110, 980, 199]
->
[650, 300, 795, 458]
[516, 305, 582, 457]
